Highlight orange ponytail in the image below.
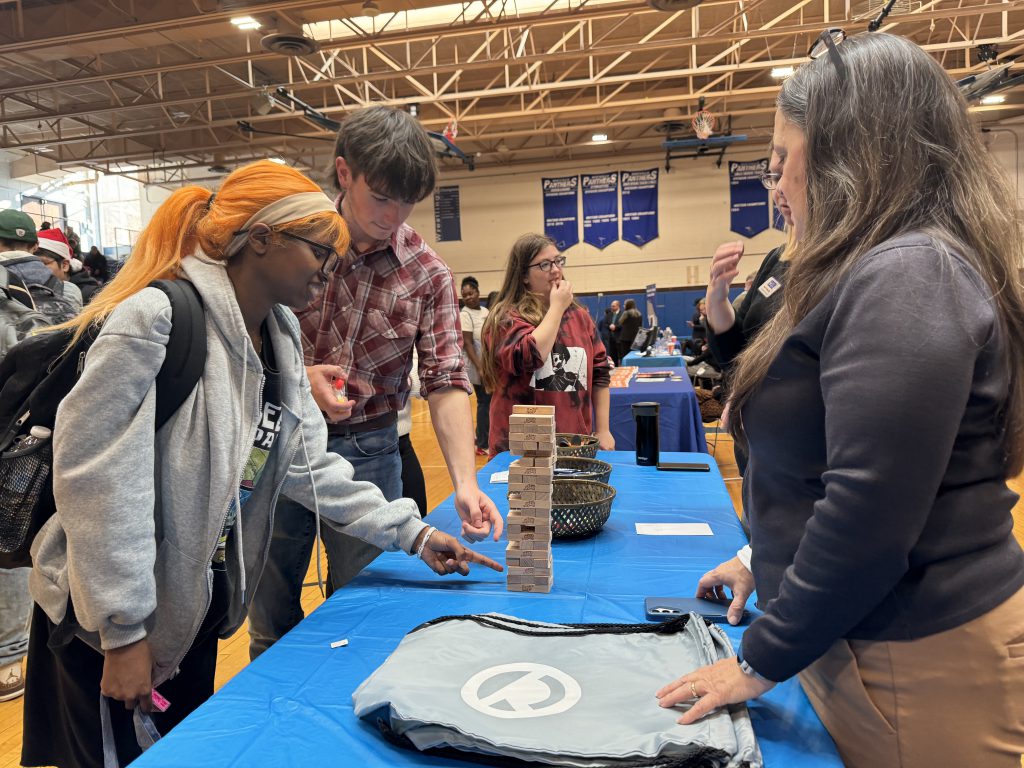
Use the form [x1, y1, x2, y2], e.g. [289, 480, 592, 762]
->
[54, 160, 347, 345]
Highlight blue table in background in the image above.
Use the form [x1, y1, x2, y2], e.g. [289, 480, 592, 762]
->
[622, 351, 686, 368]
[610, 375, 707, 453]
[134, 452, 840, 768]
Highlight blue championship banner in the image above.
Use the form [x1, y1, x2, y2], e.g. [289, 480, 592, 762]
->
[620, 169, 659, 246]
[433, 185, 462, 242]
[729, 159, 769, 238]
[542, 176, 580, 249]
[581, 172, 619, 249]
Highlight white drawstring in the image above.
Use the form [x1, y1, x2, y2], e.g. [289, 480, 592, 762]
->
[234, 343, 249, 605]
[299, 426, 326, 596]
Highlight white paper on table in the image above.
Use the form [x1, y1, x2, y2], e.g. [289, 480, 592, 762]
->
[635, 523, 713, 536]
[490, 471, 509, 484]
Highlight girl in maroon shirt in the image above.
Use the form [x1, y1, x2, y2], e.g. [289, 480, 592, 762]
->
[481, 233, 613, 455]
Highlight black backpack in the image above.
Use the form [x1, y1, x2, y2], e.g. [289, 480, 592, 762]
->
[0, 279, 207, 569]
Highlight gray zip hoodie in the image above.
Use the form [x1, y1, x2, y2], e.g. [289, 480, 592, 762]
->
[30, 253, 427, 684]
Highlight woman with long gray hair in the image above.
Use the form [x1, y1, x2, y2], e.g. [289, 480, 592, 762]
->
[657, 32, 1024, 767]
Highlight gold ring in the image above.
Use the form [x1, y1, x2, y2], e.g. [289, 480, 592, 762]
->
[690, 681, 699, 699]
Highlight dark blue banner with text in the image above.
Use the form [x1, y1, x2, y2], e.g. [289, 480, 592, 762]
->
[620, 169, 659, 246]
[542, 176, 580, 250]
[581, 172, 619, 249]
[729, 159, 769, 238]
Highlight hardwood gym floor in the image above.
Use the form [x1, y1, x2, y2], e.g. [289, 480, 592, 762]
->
[0, 396, 1021, 767]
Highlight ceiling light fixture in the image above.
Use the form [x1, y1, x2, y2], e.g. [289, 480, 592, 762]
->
[771, 66, 795, 79]
[231, 16, 261, 30]
[269, 157, 287, 164]
[592, 132, 609, 142]
[980, 94, 1007, 105]
[361, 0, 382, 18]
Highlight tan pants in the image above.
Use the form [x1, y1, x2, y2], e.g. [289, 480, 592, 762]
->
[798, 586, 1024, 768]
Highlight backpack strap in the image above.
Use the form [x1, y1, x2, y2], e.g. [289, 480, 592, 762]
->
[148, 279, 207, 431]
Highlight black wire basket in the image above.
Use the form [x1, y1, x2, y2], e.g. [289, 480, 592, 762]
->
[554, 456, 612, 485]
[551, 479, 616, 538]
[555, 433, 600, 459]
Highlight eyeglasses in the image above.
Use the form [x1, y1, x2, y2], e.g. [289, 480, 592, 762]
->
[279, 232, 341, 278]
[527, 255, 567, 272]
[808, 27, 848, 82]
[232, 228, 341, 279]
[760, 171, 782, 190]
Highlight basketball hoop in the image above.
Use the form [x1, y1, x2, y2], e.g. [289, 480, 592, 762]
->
[692, 108, 717, 140]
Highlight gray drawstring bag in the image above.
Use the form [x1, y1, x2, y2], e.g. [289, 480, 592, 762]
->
[353, 613, 762, 768]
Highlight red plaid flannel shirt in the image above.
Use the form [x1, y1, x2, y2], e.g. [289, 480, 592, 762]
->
[294, 223, 471, 425]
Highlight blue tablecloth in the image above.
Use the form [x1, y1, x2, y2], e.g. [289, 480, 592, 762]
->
[134, 452, 840, 768]
[622, 351, 686, 368]
[611, 376, 707, 453]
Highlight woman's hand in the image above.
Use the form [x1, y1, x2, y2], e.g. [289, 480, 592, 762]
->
[656, 657, 774, 724]
[705, 242, 743, 333]
[415, 528, 504, 576]
[549, 279, 574, 313]
[696, 556, 754, 625]
[101, 638, 154, 711]
[306, 364, 355, 423]
[595, 429, 615, 450]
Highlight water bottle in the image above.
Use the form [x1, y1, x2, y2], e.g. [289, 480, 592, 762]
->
[2, 426, 52, 458]
[631, 402, 660, 466]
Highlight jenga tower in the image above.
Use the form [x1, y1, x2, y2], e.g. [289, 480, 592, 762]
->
[506, 405, 556, 593]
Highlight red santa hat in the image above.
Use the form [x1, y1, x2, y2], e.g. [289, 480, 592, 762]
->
[36, 228, 71, 262]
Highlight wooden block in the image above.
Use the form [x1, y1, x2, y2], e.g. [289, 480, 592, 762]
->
[505, 520, 552, 532]
[508, 497, 553, 512]
[514, 538, 553, 551]
[506, 562, 553, 578]
[509, 465, 554, 478]
[512, 405, 556, 415]
[509, 414, 555, 428]
[507, 489, 552, 502]
[506, 581, 552, 593]
[507, 573, 554, 586]
[513, 431, 555, 444]
[507, 527, 552, 542]
[508, 480, 553, 493]
[510, 457, 534, 468]
[530, 455, 554, 468]
[507, 509, 552, 523]
[506, 551, 550, 568]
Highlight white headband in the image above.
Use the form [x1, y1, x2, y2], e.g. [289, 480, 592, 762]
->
[223, 191, 338, 258]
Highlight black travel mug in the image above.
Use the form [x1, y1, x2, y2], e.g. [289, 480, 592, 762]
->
[631, 401, 660, 466]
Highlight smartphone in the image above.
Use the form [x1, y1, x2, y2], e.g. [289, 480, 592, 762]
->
[644, 596, 745, 624]
[656, 462, 711, 472]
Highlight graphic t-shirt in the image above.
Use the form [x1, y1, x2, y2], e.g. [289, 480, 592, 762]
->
[485, 305, 610, 454]
[213, 323, 283, 567]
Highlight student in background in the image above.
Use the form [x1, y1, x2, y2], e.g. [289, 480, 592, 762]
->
[460, 275, 490, 456]
[481, 233, 613, 455]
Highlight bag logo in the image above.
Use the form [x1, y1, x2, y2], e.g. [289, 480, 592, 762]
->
[461, 663, 582, 719]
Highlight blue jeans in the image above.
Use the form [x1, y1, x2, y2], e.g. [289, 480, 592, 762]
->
[247, 424, 402, 660]
[0, 568, 31, 666]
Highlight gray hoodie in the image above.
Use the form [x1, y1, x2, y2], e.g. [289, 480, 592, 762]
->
[30, 253, 426, 685]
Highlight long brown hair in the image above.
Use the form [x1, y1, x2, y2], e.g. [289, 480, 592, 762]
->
[53, 161, 348, 346]
[480, 233, 576, 391]
[728, 32, 1024, 475]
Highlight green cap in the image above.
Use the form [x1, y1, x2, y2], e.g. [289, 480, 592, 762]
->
[0, 209, 37, 243]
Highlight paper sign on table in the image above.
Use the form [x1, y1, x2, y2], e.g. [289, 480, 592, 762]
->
[635, 523, 714, 536]
[489, 471, 509, 484]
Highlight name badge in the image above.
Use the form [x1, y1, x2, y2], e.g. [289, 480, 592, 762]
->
[758, 276, 782, 298]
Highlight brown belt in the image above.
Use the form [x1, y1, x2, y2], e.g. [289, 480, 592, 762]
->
[326, 411, 398, 437]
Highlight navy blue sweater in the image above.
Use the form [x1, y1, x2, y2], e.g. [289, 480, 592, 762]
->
[740, 233, 1024, 682]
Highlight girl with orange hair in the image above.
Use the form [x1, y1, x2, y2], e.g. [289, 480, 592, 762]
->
[22, 161, 500, 768]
